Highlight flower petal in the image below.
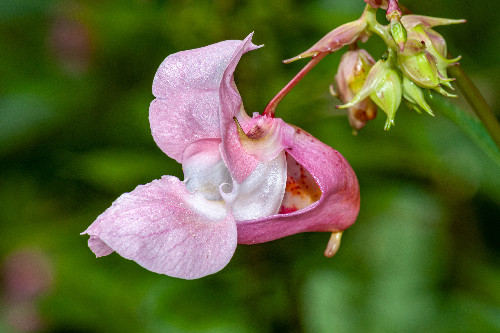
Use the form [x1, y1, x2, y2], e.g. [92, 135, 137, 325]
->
[150, 38, 259, 163]
[222, 151, 287, 221]
[218, 34, 263, 183]
[182, 138, 232, 201]
[236, 115, 296, 163]
[237, 127, 360, 244]
[219, 35, 294, 183]
[81, 176, 237, 279]
[183, 137, 287, 222]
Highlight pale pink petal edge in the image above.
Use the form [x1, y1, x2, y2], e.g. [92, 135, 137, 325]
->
[82, 176, 237, 279]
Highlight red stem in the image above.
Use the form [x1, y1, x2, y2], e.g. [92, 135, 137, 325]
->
[263, 52, 328, 117]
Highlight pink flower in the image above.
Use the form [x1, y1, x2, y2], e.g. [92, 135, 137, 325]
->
[81, 33, 360, 279]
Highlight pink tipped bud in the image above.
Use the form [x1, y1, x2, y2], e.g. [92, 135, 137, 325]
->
[284, 18, 368, 63]
[364, 0, 388, 9]
[386, 0, 402, 21]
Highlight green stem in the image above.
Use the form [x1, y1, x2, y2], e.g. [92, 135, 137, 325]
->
[364, 5, 398, 52]
[448, 65, 500, 150]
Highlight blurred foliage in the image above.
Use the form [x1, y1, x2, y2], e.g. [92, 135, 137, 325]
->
[0, 0, 499, 332]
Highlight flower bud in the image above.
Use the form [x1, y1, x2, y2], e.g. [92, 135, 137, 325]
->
[398, 39, 441, 89]
[333, 49, 378, 130]
[408, 25, 460, 79]
[386, 0, 407, 51]
[402, 76, 434, 116]
[399, 16, 464, 96]
[364, 0, 388, 9]
[284, 17, 369, 63]
[337, 57, 402, 130]
[369, 67, 402, 130]
[390, 20, 407, 52]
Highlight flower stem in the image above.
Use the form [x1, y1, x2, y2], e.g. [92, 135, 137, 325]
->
[263, 51, 328, 117]
[448, 65, 500, 150]
[364, 5, 394, 49]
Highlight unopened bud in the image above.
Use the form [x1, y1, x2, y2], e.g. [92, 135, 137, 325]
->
[334, 49, 378, 130]
[284, 18, 368, 63]
[402, 76, 434, 116]
[398, 42, 440, 89]
[364, 0, 388, 9]
[390, 20, 407, 51]
[337, 57, 402, 130]
[408, 25, 461, 78]
[386, 0, 406, 51]
[399, 20, 463, 96]
[369, 67, 402, 130]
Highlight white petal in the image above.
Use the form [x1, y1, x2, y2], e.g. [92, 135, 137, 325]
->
[182, 139, 233, 201]
[223, 151, 287, 221]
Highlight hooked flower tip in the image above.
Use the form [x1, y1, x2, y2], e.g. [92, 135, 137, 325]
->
[324, 231, 343, 257]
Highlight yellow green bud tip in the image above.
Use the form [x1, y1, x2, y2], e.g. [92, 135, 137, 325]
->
[445, 55, 462, 66]
[324, 231, 343, 257]
[283, 52, 317, 64]
[384, 118, 395, 131]
[390, 20, 407, 52]
[435, 86, 457, 97]
[329, 84, 338, 97]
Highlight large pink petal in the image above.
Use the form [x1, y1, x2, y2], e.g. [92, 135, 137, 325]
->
[236, 126, 360, 244]
[81, 176, 237, 279]
[150, 38, 258, 163]
[219, 35, 294, 183]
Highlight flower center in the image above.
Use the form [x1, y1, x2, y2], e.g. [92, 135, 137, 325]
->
[279, 153, 322, 214]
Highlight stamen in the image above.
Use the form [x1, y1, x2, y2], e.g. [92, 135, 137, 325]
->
[324, 231, 343, 257]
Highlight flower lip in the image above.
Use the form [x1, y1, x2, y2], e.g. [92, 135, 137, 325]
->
[236, 127, 360, 245]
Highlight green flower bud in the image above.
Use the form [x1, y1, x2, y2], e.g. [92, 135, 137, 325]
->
[391, 20, 407, 52]
[402, 76, 434, 116]
[398, 41, 441, 89]
[409, 25, 461, 80]
[337, 57, 402, 130]
[369, 67, 402, 130]
[398, 16, 464, 96]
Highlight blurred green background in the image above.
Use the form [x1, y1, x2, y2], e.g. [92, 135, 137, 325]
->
[1, 0, 499, 332]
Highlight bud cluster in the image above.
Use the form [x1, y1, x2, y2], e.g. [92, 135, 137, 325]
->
[286, 0, 465, 131]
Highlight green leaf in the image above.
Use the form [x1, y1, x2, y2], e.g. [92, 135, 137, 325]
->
[426, 92, 500, 167]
